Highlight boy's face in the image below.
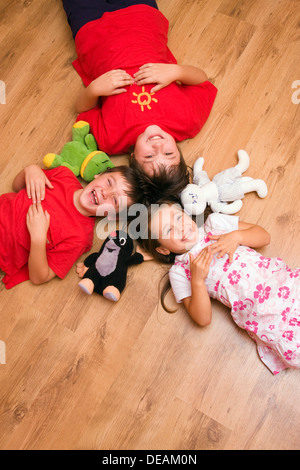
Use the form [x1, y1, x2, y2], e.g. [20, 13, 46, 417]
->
[133, 125, 180, 176]
[151, 204, 199, 255]
[79, 171, 133, 216]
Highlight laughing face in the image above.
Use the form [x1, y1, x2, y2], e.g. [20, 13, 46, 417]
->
[74, 171, 134, 217]
[133, 125, 181, 176]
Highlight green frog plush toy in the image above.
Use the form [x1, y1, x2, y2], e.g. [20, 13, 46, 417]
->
[43, 121, 114, 182]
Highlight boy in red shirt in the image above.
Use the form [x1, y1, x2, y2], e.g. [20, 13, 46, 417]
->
[0, 164, 139, 289]
[62, 1, 218, 178]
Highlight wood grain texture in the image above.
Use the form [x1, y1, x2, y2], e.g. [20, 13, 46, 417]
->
[0, 0, 299, 450]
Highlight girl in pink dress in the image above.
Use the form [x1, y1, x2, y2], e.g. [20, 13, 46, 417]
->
[139, 202, 300, 375]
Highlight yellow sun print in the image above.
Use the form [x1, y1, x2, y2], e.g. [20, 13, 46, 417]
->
[131, 86, 158, 112]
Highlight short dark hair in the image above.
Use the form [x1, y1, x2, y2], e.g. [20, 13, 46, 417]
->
[101, 165, 141, 205]
[130, 150, 191, 206]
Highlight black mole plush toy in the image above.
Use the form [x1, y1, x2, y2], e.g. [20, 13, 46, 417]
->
[77, 230, 144, 302]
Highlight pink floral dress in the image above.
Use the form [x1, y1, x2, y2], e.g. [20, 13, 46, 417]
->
[169, 213, 300, 374]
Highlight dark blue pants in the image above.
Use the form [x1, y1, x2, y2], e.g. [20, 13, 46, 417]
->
[62, 0, 159, 38]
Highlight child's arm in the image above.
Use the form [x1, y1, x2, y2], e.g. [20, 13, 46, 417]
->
[13, 165, 54, 203]
[182, 247, 213, 327]
[26, 203, 56, 285]
[209, 221, 271, 262]
[134, 63, 208, 93]
[76, 69, 134, 113]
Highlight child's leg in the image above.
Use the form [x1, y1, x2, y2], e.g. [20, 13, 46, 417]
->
[114, 1, 158, 8]
[62, 0, 158, 38]
[62, 0, 111, 38]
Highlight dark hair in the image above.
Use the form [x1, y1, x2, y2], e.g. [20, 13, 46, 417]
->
[101, 165, 141, 205]
[138, 200, 180, 261]
[130, 148, 191, 206]
[137, 200, 180, 313]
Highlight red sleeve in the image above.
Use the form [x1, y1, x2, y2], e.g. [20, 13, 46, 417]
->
[47, 236, 93, 280]
[42, 166, 82, 187]
[183, 80, 218, 125]
[73, 58, 92, 87]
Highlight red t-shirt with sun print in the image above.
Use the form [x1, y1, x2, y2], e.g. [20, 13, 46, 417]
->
[73, 5, 217, 155]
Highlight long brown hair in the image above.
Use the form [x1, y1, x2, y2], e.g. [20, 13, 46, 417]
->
[138, 200, 180, 313]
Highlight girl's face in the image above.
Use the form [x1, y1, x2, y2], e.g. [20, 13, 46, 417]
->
[77, 171, 133, 216]
[133, 125, 180, 176]
[151, 204, 199, 255]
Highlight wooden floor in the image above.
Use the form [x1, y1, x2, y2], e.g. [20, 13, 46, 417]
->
[0, 0, 300, 450]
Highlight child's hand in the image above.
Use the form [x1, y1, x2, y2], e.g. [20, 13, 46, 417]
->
[76, 262, 88, 278]
[24, 165, 54, 203]
[26, 203, 50, 243]
[209, 232, 240, 263]
[91, 70, 134, 97]
[189, 246, 212, 284]
[134, 63, 179, 93]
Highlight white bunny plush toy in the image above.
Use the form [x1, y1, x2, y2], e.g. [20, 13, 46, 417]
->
[181, 150, 268, 216]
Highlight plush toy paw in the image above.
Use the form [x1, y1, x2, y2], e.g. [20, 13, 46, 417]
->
[210, 199, 243, 214]
[78, 278, 95, 295]
[256, 180, 268, 198]
[103, 286, 121, 302]
[76, 262, 88, 278]
[43, 153, 61, 169]
[241, 178, 268, 199]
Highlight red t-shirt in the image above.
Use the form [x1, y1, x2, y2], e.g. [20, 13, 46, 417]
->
[73, 5, 217, 155]
[0, 167, 95, 289]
